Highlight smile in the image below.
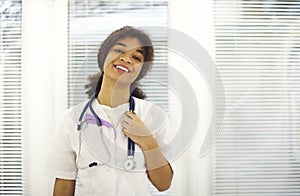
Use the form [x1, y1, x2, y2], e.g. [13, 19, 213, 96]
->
[114, 64, 131, 73]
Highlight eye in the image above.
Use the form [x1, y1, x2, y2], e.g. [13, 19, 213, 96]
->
[132, 55, 142, 62]
[114, 48, 123, 53]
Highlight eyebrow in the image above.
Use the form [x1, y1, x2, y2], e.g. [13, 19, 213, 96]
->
[115, 42, 144, 55]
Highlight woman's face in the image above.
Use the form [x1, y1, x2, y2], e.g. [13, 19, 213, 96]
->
[103, 36, 145, 85]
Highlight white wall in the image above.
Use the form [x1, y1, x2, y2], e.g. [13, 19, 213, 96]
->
[23, 0, 68, 195]
[169, 0, 214, 196]
[22, 0, 214, 195]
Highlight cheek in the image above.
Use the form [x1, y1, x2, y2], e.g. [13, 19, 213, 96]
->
[132, 64, 144, 79]
[103, 58, 110, 69]
[103, 53, 118, 68]
[134, 63, 143, 73]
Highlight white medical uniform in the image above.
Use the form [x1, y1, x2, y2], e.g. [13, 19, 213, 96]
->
[47, 97, 171, 196]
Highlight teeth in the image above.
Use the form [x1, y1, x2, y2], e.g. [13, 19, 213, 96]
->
[115, 65, 129, 72]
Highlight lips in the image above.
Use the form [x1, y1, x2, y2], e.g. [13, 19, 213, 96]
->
[114, 64, 131, 73]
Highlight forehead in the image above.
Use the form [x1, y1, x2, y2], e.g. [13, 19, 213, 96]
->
[113, 37, 143, 50]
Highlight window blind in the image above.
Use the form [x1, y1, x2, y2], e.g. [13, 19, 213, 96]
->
[213, 0, 300, 195]
[0, 0, 23, 195]
[67, 0, 169, 112]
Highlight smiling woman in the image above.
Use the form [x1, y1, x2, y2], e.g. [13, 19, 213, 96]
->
[67, 1, 169, 112]
[48, 26, 173, 196]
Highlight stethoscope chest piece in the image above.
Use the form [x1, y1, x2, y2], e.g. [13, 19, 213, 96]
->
[124, 157, 136, 171]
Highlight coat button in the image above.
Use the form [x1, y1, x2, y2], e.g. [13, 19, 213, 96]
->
[108, 168, 114, 173]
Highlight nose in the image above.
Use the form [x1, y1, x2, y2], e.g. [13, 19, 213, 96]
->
[119, 54, 132, 64]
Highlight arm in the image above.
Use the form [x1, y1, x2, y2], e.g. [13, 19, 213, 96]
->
[53, 178, 75, 196]
[123, 112, 173, 191]
[141, 137, 173, 191]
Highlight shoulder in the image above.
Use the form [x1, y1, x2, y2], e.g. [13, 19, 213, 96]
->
[52, 100, 91, 141]
[60, 99, 90, 125]
[133, 97, 163, 113]
[133, 97, 169, 132]
[133, 97, 167, 114]
[132, 96, 153, 107]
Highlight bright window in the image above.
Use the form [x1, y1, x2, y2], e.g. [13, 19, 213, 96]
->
[214, 0, 300, 195]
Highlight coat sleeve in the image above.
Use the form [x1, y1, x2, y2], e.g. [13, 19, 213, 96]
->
[46, 108, 78, 180]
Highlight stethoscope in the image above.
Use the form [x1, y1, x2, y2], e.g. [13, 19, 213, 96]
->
[77, 93, 136, 171]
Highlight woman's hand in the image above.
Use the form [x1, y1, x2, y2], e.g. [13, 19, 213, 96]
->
[122, 111, 157, 150]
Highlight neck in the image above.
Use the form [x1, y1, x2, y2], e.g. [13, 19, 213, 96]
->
[97, 76, 131, 108]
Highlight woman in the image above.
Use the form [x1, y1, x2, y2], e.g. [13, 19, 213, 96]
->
[49, 26, 173, 196]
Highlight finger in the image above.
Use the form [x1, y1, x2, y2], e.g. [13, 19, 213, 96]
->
[123, 128, 129, 137]
[125, 111, 145, 125]
[123, 129, 134, 139]
[125, 111, 136, 119]
[122, 120, 129, 125]
[123, 128, 134, 136]
[122, 115, 133, 125]
[122, 121, 130, 130]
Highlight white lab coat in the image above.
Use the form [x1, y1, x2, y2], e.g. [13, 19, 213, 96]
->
[47, 97, 171, 196]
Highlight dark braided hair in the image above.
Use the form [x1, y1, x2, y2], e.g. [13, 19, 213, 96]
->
[85, 26, 154, 99]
